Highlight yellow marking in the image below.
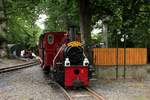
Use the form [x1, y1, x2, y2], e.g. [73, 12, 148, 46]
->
[67, 41, 82, 47]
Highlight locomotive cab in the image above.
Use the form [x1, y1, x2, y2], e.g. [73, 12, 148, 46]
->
[38, 32, 66, 71]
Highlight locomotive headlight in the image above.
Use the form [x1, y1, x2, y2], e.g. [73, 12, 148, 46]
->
[83, 58, 89, 66]
[65, 58, 70, 66]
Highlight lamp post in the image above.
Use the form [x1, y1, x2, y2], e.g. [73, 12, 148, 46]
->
[116, 30, 121, 79]
[121, 34, 128, 79]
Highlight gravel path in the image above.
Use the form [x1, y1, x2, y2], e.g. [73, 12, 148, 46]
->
[89, 78, 150, 100]
[0, 65, 65, 100]
[1, 58, 150, 100]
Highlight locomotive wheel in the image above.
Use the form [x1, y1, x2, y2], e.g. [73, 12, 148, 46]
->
[53, 71, 64, 86]
[43, 66, 50, 74]
[50, 72, 54, 80]
[50, 67, 54, 80]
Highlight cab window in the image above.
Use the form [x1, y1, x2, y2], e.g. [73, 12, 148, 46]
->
[48, 34, 54, 44]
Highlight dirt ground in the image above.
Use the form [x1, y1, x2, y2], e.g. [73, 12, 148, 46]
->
[90, 75, 150, 100]
[0, 58, 28, 69]
[1, 58, 150, 100]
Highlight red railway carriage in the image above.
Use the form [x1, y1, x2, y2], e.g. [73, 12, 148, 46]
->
[38, 28, 92, 88]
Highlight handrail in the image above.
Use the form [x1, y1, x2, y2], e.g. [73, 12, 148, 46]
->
[53, 44, 65, 68]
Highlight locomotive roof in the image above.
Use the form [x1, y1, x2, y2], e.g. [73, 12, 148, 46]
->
[40, 32, 66, 38]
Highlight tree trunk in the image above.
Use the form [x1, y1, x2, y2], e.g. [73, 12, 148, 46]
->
[79, 0, 92, 63]
[102, 22, 108, 48]
[0, 0, 7, 57]
[0, 0, 6, 33]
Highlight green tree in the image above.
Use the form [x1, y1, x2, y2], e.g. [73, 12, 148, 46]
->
[1, 0, 149, 57]
[4, 0, 42, 50]
[90, 0, 150, 48]
[39, 0, 79, 32]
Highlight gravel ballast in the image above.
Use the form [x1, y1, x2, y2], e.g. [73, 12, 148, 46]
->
[1, 58, 150, 100]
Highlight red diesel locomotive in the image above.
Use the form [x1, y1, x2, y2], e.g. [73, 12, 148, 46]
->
[38, 27, 93, 87]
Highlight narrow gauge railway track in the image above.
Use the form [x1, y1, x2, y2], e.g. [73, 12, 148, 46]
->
[50, 81, 73, 100]
[51, 81, 105, 100]
[0, 60, 38, 73]
[68, 87, 105, 100]
[85, 87, 105, 100]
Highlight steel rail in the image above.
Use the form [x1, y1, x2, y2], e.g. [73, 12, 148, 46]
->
[50, 81, 105, 100]
[0, 60, 38, 73]
[51, 81, 73, 100]
[86, 87, 105, 100]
